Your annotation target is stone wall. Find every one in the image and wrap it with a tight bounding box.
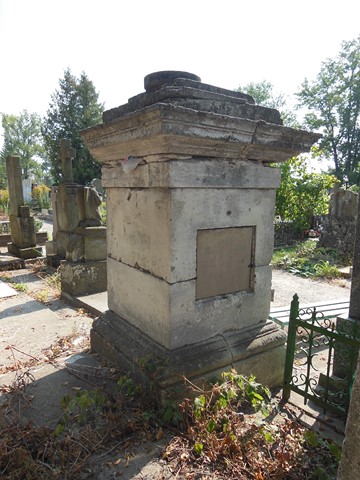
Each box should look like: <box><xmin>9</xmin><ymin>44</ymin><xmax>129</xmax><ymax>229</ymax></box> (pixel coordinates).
<box><xmin>274</xmin><ymin>221</ymin><xmax>303</xmax><ymax>247</ymax></box>
<box><xmin>317</xmin><ymin>188</ymin><xmax>358</xmax><ymax>259</ymax></box>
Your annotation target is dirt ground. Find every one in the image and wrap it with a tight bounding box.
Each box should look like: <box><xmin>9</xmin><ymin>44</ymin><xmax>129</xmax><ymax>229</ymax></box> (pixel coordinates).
<box><xmin>1</xmin><ymin>266</ymin><xmax>350</xmax><ymax>479</ymax></box>
<box><xmin>271</xmin><ymin>268</ymin><xmax>351</xmax><ymax>308</ymax></box>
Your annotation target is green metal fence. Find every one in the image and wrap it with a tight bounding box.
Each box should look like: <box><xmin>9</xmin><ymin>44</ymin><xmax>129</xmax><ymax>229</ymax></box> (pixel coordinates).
<box><xmin>282</xmin><ymin>294</ymin><xmax>360</xmax><ymax>419</ymax></box>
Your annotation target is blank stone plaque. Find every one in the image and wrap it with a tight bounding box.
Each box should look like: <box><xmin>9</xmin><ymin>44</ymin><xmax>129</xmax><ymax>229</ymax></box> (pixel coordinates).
<box><xmin>196</xmin><ymin>227</ymin><xmax>254</xmax><ymax>300</ymax></box>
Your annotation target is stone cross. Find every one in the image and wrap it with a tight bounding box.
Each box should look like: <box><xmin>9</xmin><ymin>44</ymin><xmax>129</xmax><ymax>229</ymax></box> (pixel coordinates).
<box><xmin>6</xmin><ymin>156</ymin><xmax>24</xmax><ymax>216</ymax></box>
<box><xmin>59</xmin><ymin>139</ymin><xmax>76</xmax><ymax>183</ymax></box>
<box><xmin>349</xmin><ymin>190</ymin><xmax>360</xmax><ymax>319</ymax></box>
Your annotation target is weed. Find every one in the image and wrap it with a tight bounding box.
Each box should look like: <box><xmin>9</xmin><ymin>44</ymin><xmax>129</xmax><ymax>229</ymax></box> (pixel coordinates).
<box><xmin>313</xmin><ymin>260</ymin><xmax>342</xmax><ymax>279</ymax></box>
<box><xmin>34</xmin><ymin>289</ymin><xmax>49</xmax><ymax>303</ymax></box>
<box><xmin>59</xmin><ymin>389</ymin><xmax>108</xmax><ymax>427</ymax></box>
<box><xmin>0</xmin><ymin>363</ymin><xmax>341</xmax><ymax>480</ymax></box>
<box><xmin>272</xmin><ymin>240</ymin><xmax>348</xmax><ymax>279</ymax></box>
<box><xmin>11</xmin><ymin>282</ymin><xmax>28</xmax><ymax>293</ymax></box>
<box><xmin>163</xmin><ymin>369</ymin><xmax>341</xmax><ymax>479</ymax></box>
<box><xmin>34</xmin><ymin>218</ymin><xmax>43</xmax><ymax>233</ymax></box>
<box><xmin>35</xmin><ymin>270</ymin><xmax>61</xmax><ymax>297</ymax></box>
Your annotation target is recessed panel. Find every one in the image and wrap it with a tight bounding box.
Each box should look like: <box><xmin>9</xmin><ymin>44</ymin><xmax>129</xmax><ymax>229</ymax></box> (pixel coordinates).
<box><xmin>196</xmin><ymin>227</ymin><xmax>254</xmax><ymax>300</ymax></box>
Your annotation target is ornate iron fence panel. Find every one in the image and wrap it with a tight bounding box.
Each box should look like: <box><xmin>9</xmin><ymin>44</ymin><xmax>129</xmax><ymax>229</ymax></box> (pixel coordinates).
<box><xmin>282</xmin><ymin>294</ymin><xmax>360</xmax><ymax>419</ymax></box>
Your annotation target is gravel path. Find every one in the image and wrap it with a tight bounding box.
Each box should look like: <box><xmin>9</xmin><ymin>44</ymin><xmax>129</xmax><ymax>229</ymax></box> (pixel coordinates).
<box><xmin>271</xmin><ymin>268</ymin><xmax>351</xmax><ymax>308</ymax></box>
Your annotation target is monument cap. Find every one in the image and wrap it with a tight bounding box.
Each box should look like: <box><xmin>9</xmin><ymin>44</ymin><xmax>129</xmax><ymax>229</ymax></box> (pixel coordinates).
<box><xmin>144</xmin><ymin>71</ymin><xmax>201</xmax><ymax>92</ymax></box>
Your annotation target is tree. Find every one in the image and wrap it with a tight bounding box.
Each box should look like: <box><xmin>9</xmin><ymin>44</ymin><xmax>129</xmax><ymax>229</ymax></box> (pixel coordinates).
<box><xmin>236</xmin><ymin>81</ymin><xmax>337</xmax><ymax>229</ymax></box>
<box><xmin>275</xmin><ymin>156</ymin><xmax>338</xmax><ymax>230</ymax></box>
<box><xmin>0</xmin><ymin>110</ymin><xmax>45</xmax><ymax>188</ymax></box>
<box><xmin>297</xmin><ymin>36</ymin><xmax>360</xmax><ymax>186</ymax></box>
<box><xmin>236</xmin><ymin>80</ymin><xmax>299</xmax><ymax>127</ymax></box>
<box><xmin>42</xmin><ymin>69</ymin><xmax>104</xmax><ymax>185</ymax></box>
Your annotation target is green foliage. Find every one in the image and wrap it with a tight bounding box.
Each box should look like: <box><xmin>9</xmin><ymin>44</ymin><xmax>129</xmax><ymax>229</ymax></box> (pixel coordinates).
<box><xmin>190</xmin><ymin>370</ymin><xmax>273</xmax><ymax>426</ymax></box>
<box><xmin>0</xmin><ymin>110</ymin><xmax>46</xmax><ymax>187</ymax></box>
<box><xmin>11</xmin><ymin>282</ymin><xmax>28</xmax><ymax>293</ymax></box>
<box><xmin>166</xmin><ymin>369</ymin><xmax>340</xmax><ymax>478</ymax></box>
<box><xmin>42</xmin><ymin>68</ymin><xmax>104</xmax><ymax>185</ymax></box>
<box><xmin>297</xmin><ymin>35</ymin><xmax>360</xmax><ymax>186</ymax></box>
<box><xmin>32</xmin><ymin>184</ymin><xmax>51</xmax><ymax>209</ymax></box>
<box><xmin>313</xmin><ymin>260</ymin><xmax>342</xmax><ymax>279</ymax></box>
<box><xmin>117</xmin><ymin>374</ymin><xmax>141</xmax><ymax>399</ymax></box>
<box><xmin>275</xmin><ymin>156</ymin><xmax>338</xmax><ymax>231</ymax></box>
<box><xmin>237</xmin><ymin>82</ymin><xmax>337</xmax><ymax>229</ymax></box>
<box><xmin>272</xmin><ymin>239</ymin><xmax>346</xmax><ymax>278</ymax></box>
<box><xmin>236</xmin><ymin>80</ymin><xmax>299</xmax><ymax>127</ymax></box>
<box><xmin>33</xmin><ymin>218</ymin><xmax>43</xmax><ymax>233</ymax></box>
<box><xmin>99</xmin><ymin>201</ymin><xmax>106</xmax><ymax>225</ymax></box>
<box><xmin>0</xmin><ymin>189</ymin><xmax>10</xmax><ymax>214</ymax></box>
<box><xmin>59</xmin><ymin>389</ymin><xmax>108</xmax><ymax>427</ymax></box>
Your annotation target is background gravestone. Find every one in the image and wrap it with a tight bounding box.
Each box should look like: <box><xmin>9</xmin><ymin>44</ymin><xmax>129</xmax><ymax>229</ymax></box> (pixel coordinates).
<box><xmin>49</xmin><ymin>139</ymin><xmax>107</xmax><ymax>297</ymax></box>
<box><xmin>318</xmin><ymin>184</ymin><xmax>358</xmax><ymax>259</ymax></box>
<box><xmin>6</xmin><ymin>155</ymin><xmax>42</xmax><ymax>259</ymax></box>
<box><xmin>82</xmin><ymin>71</ymin><xmax>320</xmax><ymax>399</ymax></box>
<box><xmin>91</xmin><ymin>178</ymin><xmax>104</xmax><ymax>197</ymax></box>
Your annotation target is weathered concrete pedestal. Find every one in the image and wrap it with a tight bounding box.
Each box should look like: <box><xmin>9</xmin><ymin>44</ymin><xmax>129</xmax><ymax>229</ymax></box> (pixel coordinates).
<box><xmin>82</xmin><ymin>71</ymin><xmax>320</xmax><ymax>400</ymax></box>
<box><xmin>6</xmin><ymin>156</ymin><xmax>42</xmax><ymax>259</ymax></box>
<box><xmin>60</xmin><ymin>226</ymin><xmax>107</xmax><ymax>296</ymax></box>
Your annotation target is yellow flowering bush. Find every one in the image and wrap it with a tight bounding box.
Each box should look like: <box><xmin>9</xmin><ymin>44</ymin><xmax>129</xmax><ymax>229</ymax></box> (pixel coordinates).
<box><xmin>32</xmin><ymin>184</ymin><xmax>51</xmax><ymax>209</ymax></box>
<box><xmin>0</xmin><ymin>189</ymin><xmax>10</xmax><ymax>214</ymax></box>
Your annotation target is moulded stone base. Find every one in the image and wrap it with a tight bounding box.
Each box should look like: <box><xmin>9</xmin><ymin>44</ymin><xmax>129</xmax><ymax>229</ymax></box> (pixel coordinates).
<box><xmin>60</xmin><ymin>260</ymin><xmax>107</xmax><ymax>296</ymax></box>
<box><xmin>7</xmin><ymin>242</ymin><xmax>43</xmax><ymax>259</ymax></box>
<box><xmin>9</xmin><ymin>214</ymin><xmax>37</xmax><ymax>248</ymax></box>
<box><xmin>91</xmin><ymin>310</ymin><xmax>286</xmax><ymax>403</ymax></box>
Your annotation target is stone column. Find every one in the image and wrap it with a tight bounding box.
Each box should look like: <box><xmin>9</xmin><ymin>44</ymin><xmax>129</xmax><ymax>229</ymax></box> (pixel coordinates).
<box><xmin>337</xmin><ymin>357</ymin><xmax>360</xmax><ymax>479</ymax></box>
<box><xmin>349</xmin><ymin>191</ymin><xmax>360</xmax><ymax>319</ymax></box>
<box><xmin>335</xmin><ymin>189</ymin><xmax>360</xmax><ymax>479</ymax></box>
<box><xmin>82</xmin><ymin>71</ymin><xmax>320</xmax><ymax>400</ymax></box>
<box><xmin>7</xmin><ymin>155</ymin><xmax>25</xmax><ymax>216</ymax></box>
<box><xmin>333</xmin><ymin>191</ymin><xmax>359</xmax><ymax>379</ymax></box>
<box><xmin>6</xmin><ymin>156</ymin><xmax>42</xmax><ymax>259</ymax></box>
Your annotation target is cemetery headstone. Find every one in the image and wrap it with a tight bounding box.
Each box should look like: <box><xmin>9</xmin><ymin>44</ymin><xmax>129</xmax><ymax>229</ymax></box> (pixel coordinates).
<box><xmin>6</xmin><ymin>156</ymin><xmax>42</xmax><ymax>259</ymax></box>
<box><xmin>91</xmin><ymin>178</ymin><xmax>104</xmax><ymax>196</ymax></box>
<box><xmin>317</xmin><ymin>186</ymin><xmax>358</xmax><ymax>258</ymax></box>
<box><xmin>48</xmin><ymin>139</ymin><xmax>107</xmax><ymax>297</ymax></box>
<box><xmin>82</xmin><ymin>71</ymin><xmax>320</xmax><ymax>400</ymax></box>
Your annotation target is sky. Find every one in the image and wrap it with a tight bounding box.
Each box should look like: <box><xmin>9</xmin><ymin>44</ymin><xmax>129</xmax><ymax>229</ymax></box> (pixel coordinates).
<box><xmin>0</xmin><ymin>0</ymin><xmax>359</xmax><ymax>135</ymax></box>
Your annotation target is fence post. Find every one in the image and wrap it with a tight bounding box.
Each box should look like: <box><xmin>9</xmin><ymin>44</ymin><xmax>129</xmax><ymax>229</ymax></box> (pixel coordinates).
<box><xmin>282</xmin><ymin>293</ymin><xmax>299</xmax><ymax>402</ymax></box>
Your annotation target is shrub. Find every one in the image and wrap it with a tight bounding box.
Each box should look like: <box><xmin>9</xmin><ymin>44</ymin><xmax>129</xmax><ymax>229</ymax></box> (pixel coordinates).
<box><xmin>0</xmin><ymin>189</ymin><xmax>10</xmax><ymax>214</ymax></box>
<box><xmin>32</xmin><ymin>184</ymin><xmax>51</xmax><ymax>209</ymax></box>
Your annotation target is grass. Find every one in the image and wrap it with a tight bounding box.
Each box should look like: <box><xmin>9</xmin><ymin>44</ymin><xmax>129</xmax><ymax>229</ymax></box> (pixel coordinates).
<box><xmin>11</xmin><ymin>282</ymin><xmax>28</xmax><ymax>293</ymax></box>
<box><xmin>272</xmin><ymin>240</ymin><xmax>349</xmax><ymax>279</ymax></box>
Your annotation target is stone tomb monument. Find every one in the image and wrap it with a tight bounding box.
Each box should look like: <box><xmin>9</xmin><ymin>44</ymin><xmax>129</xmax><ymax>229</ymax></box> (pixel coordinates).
<box><xmin>6</xmin><ymin>155</ymin><xmax>42</xmax><ymax>259</ymax></box>
<box><xmin>318</xmin><ymin>183</ymin><xmax>358</xmax><ymax>259</ymax></box>
<box><xmin>82</xmin><ymin>71</ymin><xmax>320</xmax><ymax>399</ymax></box>
<box><xmin>54</xmin><ymin>139</ymin><xmax>107</xmax><ymax>297</ymax></box>
<box><xmin>336</xmin><ymin>188</ymin><xmax>360</xmax><ymax>480</ymax></box>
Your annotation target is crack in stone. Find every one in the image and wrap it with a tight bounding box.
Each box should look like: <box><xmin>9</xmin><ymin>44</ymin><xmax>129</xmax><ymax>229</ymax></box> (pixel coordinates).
<box><xmin>108</xmin><ymin>254</ymin><xmax>196</xmax><ymax>285</ymax></box>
